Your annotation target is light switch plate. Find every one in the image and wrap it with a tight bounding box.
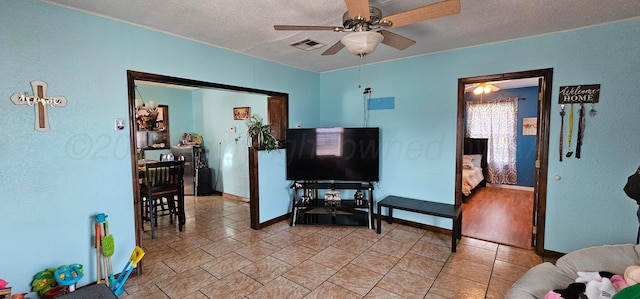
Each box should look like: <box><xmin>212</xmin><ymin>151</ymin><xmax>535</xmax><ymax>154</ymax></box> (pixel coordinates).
<box><xmin>115</xmin><ymin>118</ymin><xmax>125</xmax><ymax>131</ymax></box>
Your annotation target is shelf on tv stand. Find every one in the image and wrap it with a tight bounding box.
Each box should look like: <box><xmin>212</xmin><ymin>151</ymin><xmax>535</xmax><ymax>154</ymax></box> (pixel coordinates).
<box><xmin>289</xmin><ymin>181</ymin><xmax>375</xmax><ymax>229</ymax></box>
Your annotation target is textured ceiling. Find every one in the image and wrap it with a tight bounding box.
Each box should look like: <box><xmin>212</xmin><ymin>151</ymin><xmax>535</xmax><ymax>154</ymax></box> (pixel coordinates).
<box><xmin>42</xmin><ymin>0</ymin><xmax>640</xmax><ymax>73</ymax></box>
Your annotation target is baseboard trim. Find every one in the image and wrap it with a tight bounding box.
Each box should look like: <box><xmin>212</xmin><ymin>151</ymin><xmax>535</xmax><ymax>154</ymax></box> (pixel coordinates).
<box><xmin>487</xmin><ymin>183</ymin><xmax>534</xmax><ymax>192</ymax></box>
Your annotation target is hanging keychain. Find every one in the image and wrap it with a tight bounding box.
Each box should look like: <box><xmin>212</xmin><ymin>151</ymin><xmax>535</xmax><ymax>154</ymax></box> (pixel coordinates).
<box><xmin>590</xmin><ymin>102</ymin><xmax>597</xmax><ymax>117</ymax></box>
<box><xmin>566</xmin><ymin>103</ymin><xmax>574</xmax><ymax>158</ymax></box>
<box><xmin>576</xmin><ymin>102</ymin><xmax>585</xmax><ymax>159</ymax></box>
<box><xmin>559</xmin><ymin>104</ymin><xmax>565</xmax><ymax>162</ymax></box>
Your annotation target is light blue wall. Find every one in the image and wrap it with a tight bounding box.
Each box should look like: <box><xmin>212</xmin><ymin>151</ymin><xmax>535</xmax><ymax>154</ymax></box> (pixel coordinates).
<box><xmin>319</xmin><ymin>19</ymin><xmax>640</xmax><ymax>253</ymax></box>
<box><xmin>0</xmin><ymin>0</ymin><xmax>317</xmax><ymax>294</ymax></box>
<box><xmin>193</xmin><ymin>89</ymin><xmax>268</xmax><ymax>198</ymax></box>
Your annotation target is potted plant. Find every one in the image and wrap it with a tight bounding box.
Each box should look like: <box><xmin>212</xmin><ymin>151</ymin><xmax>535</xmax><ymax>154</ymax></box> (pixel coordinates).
<box><xmin>246</xmin><ymin>115</ymin><xmax>279</xmax><ymax>152</ymax></box>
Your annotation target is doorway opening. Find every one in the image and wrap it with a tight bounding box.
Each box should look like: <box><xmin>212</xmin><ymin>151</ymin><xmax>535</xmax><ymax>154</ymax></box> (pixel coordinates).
<box><xmin>127</xmin><ymin>71</ymin><xmax>288</xmax><ymax>266</ymax></box>
<box><xmin>456</xmin><ymin>68</ymin><xmax>553</xmax><ymax>255</ymax></box>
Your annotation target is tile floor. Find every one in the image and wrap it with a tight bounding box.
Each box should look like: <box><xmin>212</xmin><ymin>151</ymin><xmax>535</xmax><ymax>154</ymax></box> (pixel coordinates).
<box><xmin>120</xmin><ymin>195</ymin><xmax>545</xmax><ymax>298</ymax></box>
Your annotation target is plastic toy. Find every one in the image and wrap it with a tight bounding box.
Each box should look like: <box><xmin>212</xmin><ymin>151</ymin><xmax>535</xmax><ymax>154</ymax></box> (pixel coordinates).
<box><xmin>54</xmin><ymin>264</ymin><xmax>83</xmax><ymax>292</ymax></box>
<box><xmin>111</xmin><ymin>246</ymin><xmax>145</xmax><ymax>296</ymax></box>
<box><xmin>31</xmin><ymin>268</ymin><xmax>57</xmax><ymax>296</ymax></box>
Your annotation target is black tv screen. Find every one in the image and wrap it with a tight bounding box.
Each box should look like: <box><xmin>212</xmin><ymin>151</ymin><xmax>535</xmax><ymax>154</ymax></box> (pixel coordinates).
<box><xmin>286</xmin><ymin>127</ymin><xmax>380</xmax><ymax>182</ymax></box>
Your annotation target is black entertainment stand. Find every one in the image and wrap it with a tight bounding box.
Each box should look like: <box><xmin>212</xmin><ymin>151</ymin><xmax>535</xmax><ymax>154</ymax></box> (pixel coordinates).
<box><xmin>290</xmin><ymin>181</ymin><xmax>375</xmax><ymax>229</ymax></box>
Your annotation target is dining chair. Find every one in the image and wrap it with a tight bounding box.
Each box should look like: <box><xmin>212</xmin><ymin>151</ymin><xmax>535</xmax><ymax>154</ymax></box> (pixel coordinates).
<box><xmin>140</xmin><ymin>160</ymin><xmax>185</xmax><ymax>239</ymax></box>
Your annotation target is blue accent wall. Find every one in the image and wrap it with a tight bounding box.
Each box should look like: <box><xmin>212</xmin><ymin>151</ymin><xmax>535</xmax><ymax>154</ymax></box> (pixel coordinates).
<box><xmin>2</xmin><ymin>0</ymin><xmax>640</xmax><ymax>294</ymax></box>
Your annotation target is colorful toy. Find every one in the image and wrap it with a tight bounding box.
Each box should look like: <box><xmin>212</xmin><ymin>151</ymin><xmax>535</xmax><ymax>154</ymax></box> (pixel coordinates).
<box><xmin>54</xmin><ymin>264</ymin><xmax>83</xmax><ymax>292</ymax></box>
<box><xmin>31</xmin><ymin>268</ymin><xmax>57</xmax><ymax>296</ymax></box>
<box><xmin>111</xmin><ymin>246</ymin><xmax>145</xmax><ymax>296</ymax></box>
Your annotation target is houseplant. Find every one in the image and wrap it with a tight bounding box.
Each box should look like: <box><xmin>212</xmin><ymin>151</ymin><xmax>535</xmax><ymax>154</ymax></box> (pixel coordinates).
<box><xmin>246</xmin><ymin>115</ymin><xmax>278</xmax><ymax>152</ymax></box>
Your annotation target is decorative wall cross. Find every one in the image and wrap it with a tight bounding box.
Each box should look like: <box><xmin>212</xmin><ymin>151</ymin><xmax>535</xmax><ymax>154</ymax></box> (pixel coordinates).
<box><xmin>10</xmin><ymin>80</ymin><xmax>67</xmax><ymax>131</ymax></box>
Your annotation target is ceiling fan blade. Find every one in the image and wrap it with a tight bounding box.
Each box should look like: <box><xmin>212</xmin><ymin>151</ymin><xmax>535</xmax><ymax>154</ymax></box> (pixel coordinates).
<box><xmin>344</xmin><ymin>0</ymin><xmax>370</xmax><ymax>21</ymax></box>
<box><xmin>321</xmin><ymin>41</ymin><xmax>345</xmax><ymax>56</ymax></box>
<box><xmin>381</xmin><ymin>0</ymin><xmax>461</xmax><ymax>28</ymax></box>
<box><xmin>274</xmin><ymin>25</ymin><xmax>341</xmax><ymax>31</ymax></box>
<box><xmin>378</xmin><ymin>30</ymin><xmax>415</xmax><ymax>50</ymax></box>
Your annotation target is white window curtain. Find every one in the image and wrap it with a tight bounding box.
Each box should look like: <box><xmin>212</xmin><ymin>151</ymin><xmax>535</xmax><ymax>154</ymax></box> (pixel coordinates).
<box><xmin>466</xmin><ymin>98</ymin><xmax>518</xmax><ymax>185</ymax></box>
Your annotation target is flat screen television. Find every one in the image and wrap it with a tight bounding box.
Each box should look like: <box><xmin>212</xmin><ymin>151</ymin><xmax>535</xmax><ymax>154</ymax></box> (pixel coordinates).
<box><xmin>286</xmin><ymin>127</ymin><xmax>380</xmax><ymax>182</ymax></box>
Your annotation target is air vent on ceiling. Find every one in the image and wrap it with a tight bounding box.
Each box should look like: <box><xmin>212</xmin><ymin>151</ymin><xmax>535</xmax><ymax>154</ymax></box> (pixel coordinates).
<box><xmin>290</xmin><ymin>39</ymin><xmax>325</xmax><ymax>51</ymax></box>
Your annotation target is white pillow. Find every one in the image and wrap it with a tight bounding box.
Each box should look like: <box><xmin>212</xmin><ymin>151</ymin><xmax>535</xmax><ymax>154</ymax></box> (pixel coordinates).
<box><xmin>470</xmin><ymin>154</ymin><xmax>482</xmax><ymax>168</ymax></box>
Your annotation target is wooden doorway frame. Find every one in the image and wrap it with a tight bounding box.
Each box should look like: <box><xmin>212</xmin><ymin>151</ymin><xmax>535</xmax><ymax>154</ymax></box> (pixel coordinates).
<box><xmin>455</xmin><ymin>68</ymin><xmax>553</xmax><ymax>255</ymax></box>
<box><xmin>127</xmin><ymin>70</ymin><xmax>288</xmax><ymax>259</ymax></box>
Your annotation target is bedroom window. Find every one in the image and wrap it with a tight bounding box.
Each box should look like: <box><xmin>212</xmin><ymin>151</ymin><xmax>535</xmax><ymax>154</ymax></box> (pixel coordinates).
<box><xmin>465</xmin><ymin>99</ymin><xmax>518</xmax><ymax>185</ymax></box>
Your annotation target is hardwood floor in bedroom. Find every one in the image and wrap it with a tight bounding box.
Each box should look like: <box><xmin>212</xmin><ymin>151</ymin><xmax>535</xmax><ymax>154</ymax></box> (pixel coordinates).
<box><xmin>462</xmin><ymin>186</ymin><xmax>534</xmax><ymax>249</ymax></box>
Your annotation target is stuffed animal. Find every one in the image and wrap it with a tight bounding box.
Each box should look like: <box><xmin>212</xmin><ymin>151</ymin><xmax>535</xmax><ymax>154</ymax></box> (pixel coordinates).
<box><xmin>625</xmin><ymin>265</ymin><xmax>640</xmax><ymax>286</ymax></box>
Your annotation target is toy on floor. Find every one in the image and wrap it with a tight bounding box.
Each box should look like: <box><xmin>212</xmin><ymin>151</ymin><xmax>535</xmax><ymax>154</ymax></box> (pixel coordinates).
<box><xmin>95</xmin><ymin>213</ymin><xmax>116</xmax><ymax>287</ymax></box>
<box><xmin>31</xmin><ymin>264</ymin><xmax>83</xmax><ymax>297</ymax></box>
<box><xmin>110</xmin><ymin>246</ymin><xmax>145</xmax><ymax>296</ymax></box>
<box><xmin>54</xmin><ymin>264</ymin><xmax>83</xmax><ymax>292</ymax></box>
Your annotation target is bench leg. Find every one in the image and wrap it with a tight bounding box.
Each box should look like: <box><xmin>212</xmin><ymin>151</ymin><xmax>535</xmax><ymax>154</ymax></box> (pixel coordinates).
<box><xmin>377</xmin><ymin>204</ymin><xmax>382</xmax><ymax>234</ymax></box>
<box><xmin>387</xmin><ymin>208</ymin><xmax>393</xmax><ymax>224</ymax></box>
<box><xmin>452</xmin><ymin>215</ymin><xmax>462</xmax><ymax>252</ymax></box>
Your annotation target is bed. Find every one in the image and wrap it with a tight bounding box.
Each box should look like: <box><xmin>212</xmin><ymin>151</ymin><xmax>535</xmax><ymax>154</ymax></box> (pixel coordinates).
<box><xmin>462</xmin><ymin>138</ymin><xmax>488</xmax><ymax>198</ymax></box>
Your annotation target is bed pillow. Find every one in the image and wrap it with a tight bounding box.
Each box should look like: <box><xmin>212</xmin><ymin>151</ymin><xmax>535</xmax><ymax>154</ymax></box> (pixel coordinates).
<box><xmin>470</xmin><ymin>154</ymin><xmax>482</xmax><ymax>168</ymax></box>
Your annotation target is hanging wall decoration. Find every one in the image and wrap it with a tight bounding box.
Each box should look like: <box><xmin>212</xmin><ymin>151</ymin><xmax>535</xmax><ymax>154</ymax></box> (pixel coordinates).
<box><xmin>558</xmin><ymin>84</ymin><xmax>600</xmax><ymax>160</ymax></box>
<box><xmin>10</xmin><ymin>80</ymin><xmax>67</xmax><ymax>131</ymax></box>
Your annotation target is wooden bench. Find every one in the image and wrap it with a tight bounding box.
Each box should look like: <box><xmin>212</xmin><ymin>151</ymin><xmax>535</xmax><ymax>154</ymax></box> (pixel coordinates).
<box><xmin>377</xmin><ymin>195</ymin><xmax>462</xmax><ymax>252</ymax></box>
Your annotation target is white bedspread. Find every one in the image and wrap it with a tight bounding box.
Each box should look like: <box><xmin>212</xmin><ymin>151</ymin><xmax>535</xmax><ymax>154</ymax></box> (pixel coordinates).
<box><xmin>462</xmin><ymin>166</ymin><xmax>484</xmax><ymax>196</ymax></box>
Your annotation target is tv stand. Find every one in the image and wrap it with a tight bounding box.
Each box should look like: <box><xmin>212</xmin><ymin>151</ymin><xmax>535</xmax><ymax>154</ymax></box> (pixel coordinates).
<box><xmin>290</xmin><ymin>181</ymin><xmax>375</xmax><ymax>229</ymax></box>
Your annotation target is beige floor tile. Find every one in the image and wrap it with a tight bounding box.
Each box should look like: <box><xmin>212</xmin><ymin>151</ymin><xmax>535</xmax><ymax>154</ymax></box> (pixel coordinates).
<box><xmin>283</xmin><ymin>259</ymin><xmax>338</xmax><ymax>290</ymax></box>
<box><xmin>364</xmin><ymin>286</ymin><xmax>405</xmax><ymax>298</ymax></box>
<box><xmin>163</xmin><ymin>247</ymin><xmax>216</xmax><ymax>274</ymax></box>
<box><xmin>460</xmin><ymin>236</ymin><xmax>500</xmax><ymax>251</ymax></box>
<box><xmin>441</xmin><ymin>254</ymin><xmax>493</xmax><ymax>285</ymax></box>
<box><xmin>234</xmin><ymin>241</ymin><xmax>280</xmax><ymax>262</ymax></box>
<box><xmin>450</xmin><ymin>242</ymin><xmax>497</xmax><ymax>266</ymax></box>
<box><xmin>310</xmin><ymin>246</ymin><xmax>357</xmax><ymax>270</ymax></box>
<box><xmin>247</xmin><ymin>276</ymin><xmax>310</xmax><ymax>299</ymax></box>
<box><xmin>491</xmin><ymin>259</ymin><xmax>532</xmax><ymax>283</ymax></box>
<box><xmin>261</xmin><ymin>230</ymin><xmax>304</xmax><ymax>248</ymax></box>
<box><xmin>350</xmin><ymin>250</ymin><xmax>399</xmax><ymax>275</ymax></box>
<box><xmin>199</xmin><ymin>271</ymin><xmax>263</xmax><ymax>299</ymax></box>
<box><xmin>376</xmin><ymin>267</ymin><xmax>434</xmax><ymax>299</ymax></box>
<box><xmin>156</xmin><ymin>266</ymin><xmax>217</xmax><ymax>298</ymax></box>
<box><xmin>230</xmin><ymin>228</ymin><xmax>271</xmax><ymax>245</ymax></box>
<box><xmin>199</xmin><ymin>251</ymin><xmax>253</xmax><ymax>279</ymax></box>
<box><xmin>304</xmin><ymin>281</ymin><xmax>361</xmax><ymax>299</ymax></box>
<box><xmin>385</xmin><ymin>227</ymin><xmax>424</xmax><ymax>244</ymax></box>
<box><xmin>370</xmin><ymin>237</ymin><xmax>413</xmax><ymax>258</ymax></box>
<box><xmin>496</xmin><ymin>244</ymin><xmax>543</xmax><ymax>268</ymax></box>
<box><xmin>327</xmin><ymin>264</ymin><xmax>383</xmax><ymax>296</ymax></box>
<box><xmin>428</xmin><ymin>272</ymin><xmax>488</xmax><ymax>299</ymax></box>
<box><xmin>271</xmin><ymin>243</ymin><xmax>319</xmax><ymax>266</ymax></box>
<box><xmin>332</xmin><ymin>234</ymin><xmax>376</xmax><ymax>255</ymax></box>
<box><xmin>200</xmin><ymin>236</ymin><xmax>244</xmax><ymax>257</ymax></box>
<box><xmin>239</xmin><ymin>256</ymin><xmax>293</xmax><ymax>284</ymax></box>
<box><xmin>410</xmin><ymin>239</ymin><xmax>452</xmax><ymax>262</ymax></box>
<box><xmin>394</xmin><ymin>252</ymin><xmax>445</xmax><ymax>279</ymax></box>
<box><xmin>295</xmin><ymin>233</ymin><xmax>339</xmax><ymax>251</ymax></box>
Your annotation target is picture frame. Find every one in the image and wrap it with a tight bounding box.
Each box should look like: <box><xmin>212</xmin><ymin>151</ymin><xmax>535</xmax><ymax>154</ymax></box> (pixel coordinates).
<box><xmin>233</xmin><ymin>106</ymin><xmax>250</xmax><ymax>120</ymax></box>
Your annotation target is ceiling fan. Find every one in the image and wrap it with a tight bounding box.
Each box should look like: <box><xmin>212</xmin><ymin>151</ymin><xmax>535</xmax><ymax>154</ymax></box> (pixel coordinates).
<box><xmin>465</xmin><ymin>82</ymin><xmax>501</xmax><ymax>94</ymax></box>
<box><xmin>274</xmin><ymin>0</ymin><xmax>461</xmax><ymax>57</ymax></box>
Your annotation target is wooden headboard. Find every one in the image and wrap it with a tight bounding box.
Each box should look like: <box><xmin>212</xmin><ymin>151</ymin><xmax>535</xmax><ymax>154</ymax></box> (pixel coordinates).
<box><xmin>464</xmin><ymin>138</ymin><xmax>489</xmax><ymax>186</ymax></box>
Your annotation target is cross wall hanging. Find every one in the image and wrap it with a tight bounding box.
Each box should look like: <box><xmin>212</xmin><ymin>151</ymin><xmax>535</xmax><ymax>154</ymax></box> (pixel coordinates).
<box><xmin>10</xmin><ymin>80</ymin><xmax>67</xmax><ymax>131</ymax></box>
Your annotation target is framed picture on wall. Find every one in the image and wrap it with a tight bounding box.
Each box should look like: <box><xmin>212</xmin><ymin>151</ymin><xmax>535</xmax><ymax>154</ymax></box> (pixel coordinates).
<box><xmin>233</xmin><ymin>107</ymin><xmax>251</xmax><ymax>120</ymax></box>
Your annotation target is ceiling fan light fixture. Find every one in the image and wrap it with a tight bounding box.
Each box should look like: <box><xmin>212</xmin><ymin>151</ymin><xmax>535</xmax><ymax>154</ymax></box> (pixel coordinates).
<box><xmin>340</xmin><ymin>31</ymin><xmax>384</xmax><ymax>56</ymax></box>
